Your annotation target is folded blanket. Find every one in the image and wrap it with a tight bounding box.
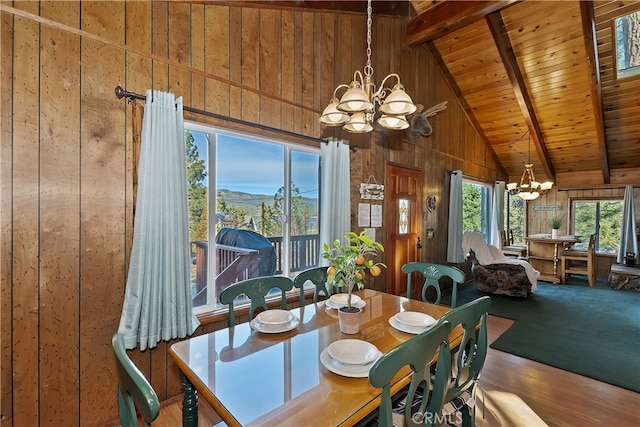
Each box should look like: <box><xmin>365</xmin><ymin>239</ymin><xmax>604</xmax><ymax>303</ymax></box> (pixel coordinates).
<box><xmin>462</xmin><ymin>231</ymin><xmax>539</xmax><ymax>291</ymax></box>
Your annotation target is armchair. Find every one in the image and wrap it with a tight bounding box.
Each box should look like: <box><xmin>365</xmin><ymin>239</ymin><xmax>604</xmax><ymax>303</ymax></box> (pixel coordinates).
<box><xmin>462</xmin><ymin>231</ymin><xmax>538</xmax><ymax>298</ymax></box>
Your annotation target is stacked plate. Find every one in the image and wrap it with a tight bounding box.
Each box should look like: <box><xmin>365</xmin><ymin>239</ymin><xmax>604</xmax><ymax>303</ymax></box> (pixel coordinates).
<box><xmin>325</xmin><ymin>294</ymin><xmax>366</xmax><ymax>310</ymax></box>
<box><xmin>320</xmin><ymin>339</ymin><xmax>382</xmax><ymax>378</ymax></box>
<box><xmin>250</xmin><ymin>309</ymin><xmax>300</xmax><ymax>333</ymax></box>
<box><xmin>389</xmin><ymin>311</ymin><xmax>436</xmax><ymax>334</ymax></box>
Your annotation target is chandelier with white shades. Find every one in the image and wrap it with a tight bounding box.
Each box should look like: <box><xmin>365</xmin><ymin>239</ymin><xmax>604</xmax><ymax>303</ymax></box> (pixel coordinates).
<box><xmin>319</xmin><ymin>0</ymin><xmax>417</xmax><ymax>133</ymax></box>
<box><xmin>506</xmin><ymin>130</ymin><xmax>553</xmax><ymax>200</ymax></box>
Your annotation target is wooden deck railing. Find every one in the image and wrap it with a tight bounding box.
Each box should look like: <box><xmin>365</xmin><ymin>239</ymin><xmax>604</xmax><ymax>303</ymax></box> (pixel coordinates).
<box><xmin>191</xmin><ymin>234</ymin><xmax>319</xmax><ymax>306</ymax></box>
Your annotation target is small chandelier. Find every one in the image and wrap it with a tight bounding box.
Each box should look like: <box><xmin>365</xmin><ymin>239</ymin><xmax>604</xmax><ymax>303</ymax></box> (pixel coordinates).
<box><xmin>319</xmin><ymin>0</ymin><xmax>417</xmax><ymax>133</ymax></box>
<box><xmin>506</xmin><ymin>130</ymin><xmax>553</xmax><ymax>201</ymax></box>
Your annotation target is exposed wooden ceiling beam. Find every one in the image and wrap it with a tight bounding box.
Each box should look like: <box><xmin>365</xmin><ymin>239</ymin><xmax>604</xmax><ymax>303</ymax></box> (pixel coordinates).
<box><xmin>196</xmin><ymin>1</ymin><xmax>412</xmax><ymax>17</ymax></box>
<box><xmin>407</xmin><ymin>0</ymin><xmax>518</xmax><ymax>46</ymax></box>
<box><xmin>486</xmin><ymin>11</ymin><xmax>555</xmax><ymax>181</ymax></box>
<box><xmin>425</xmin><ymin>42</ymin><xmax>509</xmax><ymax>179</ymax></box>
<box><xmin>580</xmin><ymin>0</ymin><xmax>610</xmax><ymax>185</ymax></box>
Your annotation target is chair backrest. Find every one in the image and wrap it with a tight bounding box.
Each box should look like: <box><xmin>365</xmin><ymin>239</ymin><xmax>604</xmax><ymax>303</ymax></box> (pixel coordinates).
<box><xmin>499</xmin><ymin>230</ymin><xmax>509</xmax><ymax>247</ymax></box>
<box><xmin>587</xmin><ymin>233</ymin><xmax>596</xmax><ymax>253</ymax></box>
<box><xmin>402</xmin><ymin>262</ymin><xmax>465</xmax><ymax>306</ymax></box>
<box><xmin>437</xmin><ymin>296</ymin><xmax>491</xmax><ymax>402</ymax></box>
<box><xmin>112</xmin><ymin>333</ymin><xmax>160</xmax><ymax>427</ymax></box>
<box><xmin>369</xmin><ymin>321</ymin><xmax>452</xmax><ymax>427</ymax></box>
<box><xmin>219</xmin><ymin>276</ymin><xmax>294</xmax><ymax>326</ymax></box>
<box><xmin>293</xmin><ymin>266</ymin><xmax>329</xmax><ymax>306</ymax></box>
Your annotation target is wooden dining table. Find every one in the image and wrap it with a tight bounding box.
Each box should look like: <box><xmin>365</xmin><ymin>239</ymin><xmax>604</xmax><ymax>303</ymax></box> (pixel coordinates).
<box><xmin>169</xmin><ymin>289</ymin><xmax>463</xmax><ymax>427</ymax></box>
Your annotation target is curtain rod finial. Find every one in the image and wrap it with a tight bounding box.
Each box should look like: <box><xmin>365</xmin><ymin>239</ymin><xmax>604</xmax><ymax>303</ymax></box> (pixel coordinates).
<box><xmin>115</xmin><ymin>85</ymin><xmax>125</xmax><ymax>99</ymax></box>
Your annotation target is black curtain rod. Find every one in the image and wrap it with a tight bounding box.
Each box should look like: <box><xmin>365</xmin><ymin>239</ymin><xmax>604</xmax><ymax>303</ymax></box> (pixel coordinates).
<box><xmin>114</xmin><ymin>85</ymin><xmax>335</xmax><ymax>147</ymax></box>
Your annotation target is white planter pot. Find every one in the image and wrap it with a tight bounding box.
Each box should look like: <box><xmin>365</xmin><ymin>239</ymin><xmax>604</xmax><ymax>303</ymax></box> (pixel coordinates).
<box><xmin>551</xmin><ymin>229</ymin><xmax>559</xmax><ymax>239</ymax></box>
<box><xmin>338</xmin><ymin>307</ymin><xmax>362</xmax><ymax>334</ymax></box>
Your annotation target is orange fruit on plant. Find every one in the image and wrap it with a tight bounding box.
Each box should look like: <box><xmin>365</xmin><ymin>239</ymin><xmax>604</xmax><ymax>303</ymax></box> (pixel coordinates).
<box><xmin>355</xmin><ymin>255</ymin><xmax>365</xmax><ymax>265</ymax></box>
<box><xmin>370</xmin><ymin>265</ymin><xmax>381</xmax><ymax>277</ymax></box>
<box><xmin>327</xmin><ymin>266</ymin><xmax>336</xmax><ymax>276</ymax></box>
<box><xmin>356</xmin><ymin>271</ymin><xmax>364</xmax><ymax>281</ymax></box>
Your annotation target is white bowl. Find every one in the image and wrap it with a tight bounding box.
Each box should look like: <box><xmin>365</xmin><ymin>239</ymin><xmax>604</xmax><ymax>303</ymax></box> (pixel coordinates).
<box><xmin>395</xmin><ymin>311</ymin><xmax>436</xmax><ymax>328</ymax></box>
<box><xmin>256</xmin><ymin>309</ymin><xmax>294</xmax><ymax>325</ymax></box>
<box><xmin>327</xmin><ymin>339</ymin><xmax>379</xmax><ymax>366</ymax></box>
<box><xmin>329</xmin><ymin>293</ymin><xmax>362</xmax><ymax>307</ymax></box>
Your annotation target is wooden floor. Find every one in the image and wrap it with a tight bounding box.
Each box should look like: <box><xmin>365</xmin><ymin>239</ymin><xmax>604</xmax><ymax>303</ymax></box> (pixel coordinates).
<box><xmin>151</xmin><ymin>316</ymin><xmax>640</xmax><ymax>427</ymax></box>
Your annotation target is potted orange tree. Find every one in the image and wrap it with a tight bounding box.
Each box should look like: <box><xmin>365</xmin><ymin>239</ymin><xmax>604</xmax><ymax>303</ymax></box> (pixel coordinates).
<box><xmin>322</xmin><ymin>231</ymin><xmax>386</xmax><ymax>334</ymax></box>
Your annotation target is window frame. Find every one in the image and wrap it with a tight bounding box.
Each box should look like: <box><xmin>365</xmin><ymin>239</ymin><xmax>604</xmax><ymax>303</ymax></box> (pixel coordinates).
<box><xmin>461</xmin><ymin>178</ymin><xmax>494</xmax><ymax>241</ymax></box>
<box><xmin>184</xmin><ymin>121</ymin><xmax>321</xmax><ymax>318</ymax></box>
<box><xmin>613</xmin><ymin>10</ymin><xmax>640</xmax><ymax>81</ymax></box>
<box><xmin>569</xmin><ymin>196</ymin><xmax>624</xmax><ymax>255</ymax></box>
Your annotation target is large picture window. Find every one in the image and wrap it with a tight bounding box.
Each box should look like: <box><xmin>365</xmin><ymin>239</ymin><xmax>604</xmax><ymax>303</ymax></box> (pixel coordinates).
<box><xmin>185</xmin><ymin>123</ymin><xmax>320</xmax><ymax>310</ymax></box>
<box><xmin>462</xmin><ymin>180</ymin><xmax>492</xmax><ymax>240</ymax></box>
<box><xmin>571</xmin><ymin>198</ymin><xmax>624</xmax><ymax>254</ymax></box>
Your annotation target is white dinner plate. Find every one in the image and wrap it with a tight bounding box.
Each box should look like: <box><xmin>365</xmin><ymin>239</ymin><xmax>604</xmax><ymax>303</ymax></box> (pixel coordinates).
<box><xmin>329</xmin><ymin>294</ymin><xmax>362</xmax><ymax>306</ymax></box>
<box><xmin>250</xmin><ymin>315</ymin><xmax>300</xmax><ymax>334</ymax></box>
<box><xmin>320</xmin><ymin>348</ymin><xmax>381</xmax><ymax>378</ymax></box>
<box><xmin>325</xmin><ymin>299</ymin><xmax>366</xmax><ymax>310</ymax></box>
<box><xmin>395</xmin><ymin>311</ymin><xmax>436</xmax><ymax>329</ymax></box>
<box><xmin>327</xmin><ymin>339</ymin><xmax>379</xmax><ymax>365</ymax></box>
<box><xmin>256</xmin><ymin>309</ymin><xmax>294</xmax><ymax>325</ymax></box>
<box><xmin>389</xmin><ymin>314</ymin><xmax>434</xmax><ymax>335</ymax></box>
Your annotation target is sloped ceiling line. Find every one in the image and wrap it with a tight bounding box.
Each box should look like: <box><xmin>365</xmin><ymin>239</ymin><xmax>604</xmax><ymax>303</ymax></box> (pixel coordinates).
<box><xmin>407</xmin><ymin>0</ymin><xmax>518</xmax><ymax>46</ymax></box>
<box><xmin>580</xmin><ymin>0</ymin><xmax>610</xmax><ymax>184</ymax></box>
<box><xmin>485</xmin><ymin>11</ymin><xmax>555</xmax><ymax>181</ymax></box>
<box><xmin>425</xmin><ymin>41</ymin><xmax>508</xmax><ymax>178</ymax></box>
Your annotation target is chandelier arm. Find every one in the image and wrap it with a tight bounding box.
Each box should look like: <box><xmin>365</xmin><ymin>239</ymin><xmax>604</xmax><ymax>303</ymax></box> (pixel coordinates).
<box><xmin>333</xmin><ymin>84</ymin><xmax>351</xmax><ymax>98</ymax></box>
<box><xmin>378</xmin><ymin>73</ymin><xmax>401</xmax><ymax>91</ymax></box>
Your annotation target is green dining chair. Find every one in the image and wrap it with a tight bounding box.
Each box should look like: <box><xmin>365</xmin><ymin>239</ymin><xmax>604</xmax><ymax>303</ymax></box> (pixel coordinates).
<box><xmin>437</xmin><ymin>296</ymin><xmax>491</xmax><ymax>426</ymax></box>
<box><xmin>112</xmin><ymin>333</ymin><xmax>160</xmax><ymax>427</ymax></box>
<box><xmin>367</xmin><ymin>321</ymin><xmax>452</xmax><ymax>427</ymax></box>
<box><xmin>402</xmin><ymin>262</ymin><xmax>466</xmax><ymax>308</ymax></box>
<box><xmin>293</xmin><ymin>266</ymin><xmax>330</xmax><ymax>306</ymax></box>
<box><xmin>219</xmin><ymin>276</ymin><xmax>294</xmax><ymax>326</ymax></box>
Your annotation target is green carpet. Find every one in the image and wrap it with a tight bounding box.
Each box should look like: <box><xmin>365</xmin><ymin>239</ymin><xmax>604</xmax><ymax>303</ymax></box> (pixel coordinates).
<box><xmin>444</xmin><ymin>277</ymin><xmax>640</xmax><ymax>392</ymax></box>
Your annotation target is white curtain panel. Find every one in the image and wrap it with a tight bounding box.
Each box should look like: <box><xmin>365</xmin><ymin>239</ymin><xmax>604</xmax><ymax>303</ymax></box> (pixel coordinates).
<box><xmin>490</xmin><ymin>181</ymin><xmax>505</xmax><ymax>247</ymax></box>
<box><xmin>447</xmin><ymin>170</ymin><xmax>465</xmax><ymax>263</ymax></box>
<box><xmin>617</xmin><ymin>185</ymin><xmax>638</xmax><ymax>264</ymax></box>
<box><xmin>119</xmin><ymin>90</ymin><xmax>199</xmax><ymax>350</ymax></box>
<box><xmin>319</xmin><ymin>138</ymin><xmax>351</xmax><ymax>264</ymax></box>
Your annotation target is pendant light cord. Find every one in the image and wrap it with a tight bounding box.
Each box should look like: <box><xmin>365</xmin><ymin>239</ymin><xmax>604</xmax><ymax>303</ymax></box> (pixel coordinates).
<box><xmin>364</xmin><ymin>0</ymin><xmax>373</xmax><ymax>77</ymax></box>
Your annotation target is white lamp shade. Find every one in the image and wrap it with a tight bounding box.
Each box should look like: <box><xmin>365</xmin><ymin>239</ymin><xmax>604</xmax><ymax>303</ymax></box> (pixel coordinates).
<box><xmin>320</xmin><ymin>101</ymin><xmax>349</xmax><ymax>126</ymax></box>
<box><xmin>506</xmin><ymin>182</ymin><xmax>518</xmax><ymax>191</ymax></box>
<box><xmin>337</xmin><ymin>83</ymin><xmax>372</xmax><ymax>113</ymax></box>
<box><xmin>343</xmin><ymin>112</ymin><xmax>373</xmax><ymax>133</ymax></box>
<box><xmin>519</xmin><ymin>191</ymin><xmax>540</xmax><ymax>201</ymax></box>
<box><xmin>377</xmin><ymin>114</ymin><xmax>409</xmax><ymax>130</ymax></box>
<box><xmin>379</xmin><ymin>84</ymin><xmax>417</xmax><ymax>115</ymax></box>
<box><xmin>540</xmin><ymin>181</ymin><xmax>554</xmax><ymax>191</ymax></box>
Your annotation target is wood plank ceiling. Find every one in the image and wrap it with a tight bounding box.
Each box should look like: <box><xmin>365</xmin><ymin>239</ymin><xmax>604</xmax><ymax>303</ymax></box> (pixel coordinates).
<box><xmin>408</xmin><ymin>0</ymin><xmax>640</xmax><ymax>188</ymax></box>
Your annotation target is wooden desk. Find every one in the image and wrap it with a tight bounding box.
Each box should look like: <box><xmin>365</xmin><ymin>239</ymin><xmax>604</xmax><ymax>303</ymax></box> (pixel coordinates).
<box><xmin>525</xmin><ymin>235</ymin><xmax>581</xmax><ymax>283</ymax></box>
<box><xmin>169</xmin><ymin>290</ymin><xmax>460</xmax><ymax>427</ymax></box>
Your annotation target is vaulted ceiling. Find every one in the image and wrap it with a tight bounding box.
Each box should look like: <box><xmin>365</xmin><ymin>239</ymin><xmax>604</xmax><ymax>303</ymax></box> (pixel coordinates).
<box><xmin>407</xmin><ymin>0</ymin><xmax>640</xmax><ymax>188</ymax></box>
<box><xmin>207</xmin><ymin>1</ymin><xmax>640</xmax><ymax>188</ymax></box>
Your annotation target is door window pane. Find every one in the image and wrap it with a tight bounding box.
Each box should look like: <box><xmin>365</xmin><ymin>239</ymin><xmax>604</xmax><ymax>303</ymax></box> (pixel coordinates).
<box><xmin>398</xmin><ymin>199</ymin><xmax>409</xmax><ymax>234</ymax></box>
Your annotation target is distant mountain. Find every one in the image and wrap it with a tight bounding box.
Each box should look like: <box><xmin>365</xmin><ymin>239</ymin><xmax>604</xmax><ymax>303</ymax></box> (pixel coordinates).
<box><xmin>217</xmin><ymin>189</ymin><xmax>318</xmax><ymax>214</ymax></box>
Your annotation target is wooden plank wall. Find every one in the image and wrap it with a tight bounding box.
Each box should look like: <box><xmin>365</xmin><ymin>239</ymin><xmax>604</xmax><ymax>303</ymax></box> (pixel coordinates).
<box><xmin>1</xmin><ymin>1</ymin><xmax>502</xmax><ymax>425</ymax></box>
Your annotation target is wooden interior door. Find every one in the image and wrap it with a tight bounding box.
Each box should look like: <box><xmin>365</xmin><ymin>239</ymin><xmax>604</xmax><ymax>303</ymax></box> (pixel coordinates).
<box><xmin>384</xmin><ymin>164</ymin><xmax>422</xmax><ymax>296</ymax></box>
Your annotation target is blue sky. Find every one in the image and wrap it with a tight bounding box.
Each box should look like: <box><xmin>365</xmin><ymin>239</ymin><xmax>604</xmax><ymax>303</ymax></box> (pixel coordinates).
<box><xmin>191</xmin><ymin>131</ymin><xmax>319</xmax><ymax>198</ymax></box>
